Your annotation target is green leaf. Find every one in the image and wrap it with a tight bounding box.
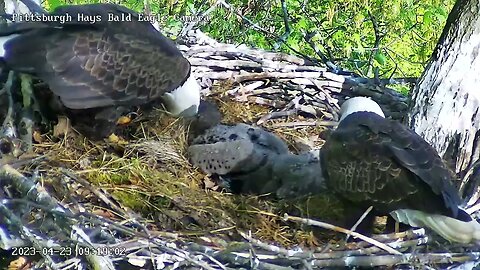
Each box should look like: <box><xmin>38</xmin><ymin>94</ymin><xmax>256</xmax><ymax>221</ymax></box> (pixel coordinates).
<box><xmin>344</xmin><ymin>43</ymin><xmax>352</xmax><ymax>57</ymax></box>
<box><xmin>46</xmin><ymin>0</ymin><xmax>63</xmax><ymax>10</ymax></box>
<box><xmin>423</xmin><ymin>10</ymin><xmax>433</xmax><ymax>25</ymax></box>
<box><xmin>435</xmin><ymin>7</ymin><xmax>447</xmax><ymax>22</ymax></box>
<box><xmin>288</xmin><ymin>38</ymin><xmax>301</xmax><ymax>51</ymax></box>
<box><xmin>435</xmin><ymin>13</ymin><xmax>446</xmax><ymax>22</ymax></box>
<box><xmin>437</xmin><ymin>6</ymin><xmax>448</xmax><ymax>17</ymax></box>
<box><xmin>356</xmin><ymin>46</ymin><xmax>365</xmax><ymax>54</ymax></box>
<box><xmin>352</xmin><ymin>33</ymin><xmax>361</xmax><ymax>44</ymax></box>
<box><xmin>298</xmin><ymin>18</ymin><xmax>308</xmax><ymax>29</ymax></box>
<box><xmin>354</xmin><ymin>13</ymin><xmax>364</xmax><ymax>27</ymax></box>
<box><xmin>187</xmin><ymin>2</ymin><xmax>196</xmax><ymax>14</ymax></box>
<box><xmin>374</xmin><ymin>52</ymin><xmax>386</xmax><ymax>65</ymax></box>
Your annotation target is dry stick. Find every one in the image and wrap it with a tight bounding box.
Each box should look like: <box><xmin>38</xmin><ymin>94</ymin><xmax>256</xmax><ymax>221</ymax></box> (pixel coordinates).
<box><xmin>311</xmin><ymin>252</ymin><xmax>480</xmax><ymax>268</ymax></box>
<box><xmin>466</xmin><ymin>202</ymin><xmax>480</xmax><ymax>215</ymax></box>
<box><xmin>337</xmin><ymin>229</ymin><xmax>426</xmax><ymax>250</ymax></box>
<box><xmin>257</xmin><ymin>109</ymin><xmax>297</xmax><ymax>125</ymax></box>
<box><xmin>2</xmin><ymin>72</ymin><xmax>17</xmax><ymax>139</ymax></box>
<box><xmin>248</xmin><ymin>96</ymin><xmax>286</xmax><ymax>108</ymax></box>
<box><xmin>283</xmin><ymin>214</ymin><xmax>402</xmax><ymax>255</ymax></box>
<box><xmin>217</xmin><ymin>249</ymin><xmax>298</xmax><ymax>270</ymax></box>
<box><xmin>370</xmin><ymin>228</ymin><xmax>425</xmax><ymax>242</ymax></box>
<box><xmin>182</xmin><ymin>44</ymin><xmax>311</xmax><ymax>66</ymax></box>
<box><xmin>238</xmin><ymin>231</ymin><xmax>312</xmax><ymax>259</ymax></box>
<box><xmin>0</xmin><ymin>166</ymin><xmax>117</xmax><ymax>268</ymax></box>
<box><xmin>10</xmin><ymin>196</ymin><xmax>218</xmax><ymax>270</ymax></box>
<box><xmin>148</xmin><ymin>239</ymin><xmax>219</xmax><ymax>270</ymax></box>
<box><xmin>312</xmin><ymin>238</ymin><xmax>429</xmax><ymax>260</ymax></box>
<box><xmin>235</xmin><ymin>71</ymin><xmax>323</xmax><ymax>83</ymax></box>
<box><xmin>180</xmin><ymin>0</ymin><xmax>222</xmax><ymax>37</ymax></box>
<box><xmin>310</xmin><ymin>79</ymin><xmax>341</xmax><ymax>110</ymax></box>
<box><xmin>192</xmin><ymin>251</ymin><xmax>227</xmax><ymax>270</ymax></box>
<box><xmin>189</xmin><ymin>58</ymin><xmax>263</xmax><ymax>69</ymax></box>
<box><xmin>0</xmin><ymin>203</ymin><xmax>58</xmax><ymax>269</ymax></box>
<box><xmin>270</xmin><ymin>120</ymin><xmax>338</xmax><ymax>128</ymax></box>
<box><xmin>183</xmin><ymin>30</ymin><xmax>407</xmax><ymax>120</ymax></box>
<box><xmin>217</xmin><ymin>0</ymin><xmax>271</xmax><ymax>36</ymax></box>
<box><xmin>60</xmin><ymin>168</ymin><xmax>129</xmax><ymax>219</ymax></box>
<box><xmin>227</xmin><ymin>81</ymin><xmax>265</xmax><ymax>95</ymax></box>
<box><xmin>0</xmin><ymin>154</ymin><xmax>46</xmax><ymax>168</ymax></box>
<box><xmin>273</xmin><ymin>0</ymin><xmax>291</xmax><ymax>50</ymax></box>
<box><xmin>5</xmin><ymin>198</ymin><xmax>149</xmax><ymax>244</ymax></box>
<box><xmin>345</xmin><ymin>206</ymin><xmax>373</xmax><ymax>242</ymax></box>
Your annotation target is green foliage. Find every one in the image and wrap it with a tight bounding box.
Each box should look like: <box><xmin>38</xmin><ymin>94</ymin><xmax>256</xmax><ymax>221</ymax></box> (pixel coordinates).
<box><xmin>389</xmin><ymin>84</ymin><xmax>411</xmax><ymax>96</ymax></box>
<box><xmin>45</xmin><ymin>0</ymin><xmax>63</xmax><ymax>10</ymax></box>
<box><xmin>43</xmin><ymin>0</ymin><xmax>454</xmax><ymax>79</ymax></box>
<box><xmin>279</xmin><ymin>0</ymin><xmax>455</xmax><ymax>78</ymax></box>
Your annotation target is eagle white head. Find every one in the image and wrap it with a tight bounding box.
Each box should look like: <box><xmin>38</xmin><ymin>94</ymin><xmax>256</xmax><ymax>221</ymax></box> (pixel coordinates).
<box><xmin>162</xmin><ymin>74</ymin><xmax>201</xmax><ymax>117</ymax></box>
<box><xmin>339</xmin><ymin>96</ymin><xmax>385</xmax><ymax>122</ymax></box>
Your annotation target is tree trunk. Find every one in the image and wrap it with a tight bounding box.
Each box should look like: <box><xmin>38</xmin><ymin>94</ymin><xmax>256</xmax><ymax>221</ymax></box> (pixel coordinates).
<box><xmin>408</xmin><ymin>0</ymin><xmax>480</xmax><ymax>181</ymax></box>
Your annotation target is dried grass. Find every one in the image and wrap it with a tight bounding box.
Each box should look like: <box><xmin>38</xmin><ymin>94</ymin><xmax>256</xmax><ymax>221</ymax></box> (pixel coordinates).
<box><xmin>28</xmin><ymin>86</ymin><xmax>344</xmax><ymax>249</ymax></box>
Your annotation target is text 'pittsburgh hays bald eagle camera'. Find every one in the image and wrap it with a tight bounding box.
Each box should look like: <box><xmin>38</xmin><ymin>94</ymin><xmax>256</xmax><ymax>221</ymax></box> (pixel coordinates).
<box><xmin>0</xmin><ymin>3</ymin><xmax>201</xmax><ymax>139</ymax></box>
<box><xmin>321</xmin><ymin>97</ymin><xmax>480</xmax><ymax>244</ymax></box>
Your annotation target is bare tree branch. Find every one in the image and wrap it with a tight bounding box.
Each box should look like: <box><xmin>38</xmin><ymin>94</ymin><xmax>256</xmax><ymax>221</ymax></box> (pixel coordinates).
<box><xmin>273</xmin><ymin>0</ymin><xmax>291</xmax><ymax>50</ymax></box>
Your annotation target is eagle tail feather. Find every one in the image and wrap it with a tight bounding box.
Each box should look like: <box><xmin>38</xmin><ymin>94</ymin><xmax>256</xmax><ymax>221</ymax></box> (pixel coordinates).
<box><xmin>391</xmin><ymin>209</ymin><xmax>480</xmax><ymax>244</ymax></box>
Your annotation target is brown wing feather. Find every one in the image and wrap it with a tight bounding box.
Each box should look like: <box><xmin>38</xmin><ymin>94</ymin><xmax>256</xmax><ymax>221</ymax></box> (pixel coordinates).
<box><xmin>3</xmin><ymin>4</ymin><xmax>190</xmax><ymax>109</ymax></box>
<box><xmin>322</xmin><ymin>112</ymin><xmax>462</xmax><ymax>218</ymax></box>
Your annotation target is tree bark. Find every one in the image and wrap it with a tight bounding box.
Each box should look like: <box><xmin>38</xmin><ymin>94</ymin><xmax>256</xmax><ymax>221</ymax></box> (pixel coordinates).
<box><xmin>408</xmin><ymin>0</ymin><xmax>480</xmax><ymax>180</ymax></box>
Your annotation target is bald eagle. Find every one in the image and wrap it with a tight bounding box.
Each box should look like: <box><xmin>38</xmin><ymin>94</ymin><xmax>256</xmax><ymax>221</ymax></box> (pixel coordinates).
<box><xmin>0</xmin><ymin>3</ymin><xmax>200</xmax><ymax>138</ymax></box>
<box><xmin>321</xmin><ymin>97</ymin><xmax>480</xmax><ymax>244</ymax></box>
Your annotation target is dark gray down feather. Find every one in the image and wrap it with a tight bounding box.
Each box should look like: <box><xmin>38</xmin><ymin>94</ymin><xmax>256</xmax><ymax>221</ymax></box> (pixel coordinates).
<box><xmin>188</xmin><ymin>123</ymin><xmax>326</xmax><ymax>198</ymax></box>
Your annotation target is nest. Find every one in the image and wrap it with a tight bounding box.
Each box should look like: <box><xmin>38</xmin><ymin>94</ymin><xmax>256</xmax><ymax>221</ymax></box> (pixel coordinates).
<box><xmin>0</xmin><ymin>30</ymin><xmax>479</xmax><ymax>269</ymax></box>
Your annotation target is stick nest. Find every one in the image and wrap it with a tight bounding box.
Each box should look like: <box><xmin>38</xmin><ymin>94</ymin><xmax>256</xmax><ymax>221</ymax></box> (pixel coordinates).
<box><xmin>0</xmin><ymin>30</ymin><xmax>478</xmax><ymax>270</ymax></box>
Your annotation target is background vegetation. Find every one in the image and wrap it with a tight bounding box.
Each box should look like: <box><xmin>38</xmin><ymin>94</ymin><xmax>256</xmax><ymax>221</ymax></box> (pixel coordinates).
<box><xmin>44</xmin><ymin>0</ymin><xmax>455</xmax><ymax>80</ymax></box>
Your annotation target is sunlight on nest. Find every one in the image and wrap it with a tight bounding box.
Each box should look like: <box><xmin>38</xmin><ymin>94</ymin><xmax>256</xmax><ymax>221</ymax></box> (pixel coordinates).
<box><xmin>28</xmin><ymin>83</ymin><xmax>342</xmax><ymax>249</ymax></box>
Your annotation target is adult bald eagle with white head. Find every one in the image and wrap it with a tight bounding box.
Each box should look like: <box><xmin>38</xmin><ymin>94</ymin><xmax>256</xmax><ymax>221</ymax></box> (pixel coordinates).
<box><xmin>321</xmin><ymin>96</ymin><xmax>480</xmax><ymax>244</ymax></box>
<box><xmin>0</xmin><ymin>3</ymin><xmax>201</xmax><ymax>139</ymax></box>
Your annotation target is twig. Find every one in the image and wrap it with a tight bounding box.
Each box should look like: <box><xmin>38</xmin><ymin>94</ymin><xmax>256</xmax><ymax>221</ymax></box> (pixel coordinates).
<box><xmin>0</xmin><ymin>202</ymin><xmax>58</xmax><ymax>269</ymax></box>
<box><xmin>366</xmin><ymin>11</ymin><xmax>384</xmax><ymax>77</ymax></box>
<box><xmin>180</xmin><ymin>0</ymin><xmax>221</xmax><ymax>37</ymax></box>
<box><xmin>1</xmin><ymin>71</ymin><xmax>17</xmax><ymax>139</ymax></box>
<box><xmin>217</xmin><ymin>0</ymin><xmax>271</xmax><ymax>36</ymax></box>
<box><xmin>370</xmin><ymin>228</ymin><xmax>426</xmax><ymax>242</ymax></box>
<box><xmin>346</xmin><ymin>206</ymin><xmax>373</xmax><ymax>241</ymax></box>
<box><xmin>273</xmin><ymin>0</ymin><xmax>291</xmax><ymax>50</ymax></box>
<box><xmin>19</xmin><ymin>74</ymin><xmax>34</xmax><ymax>152</ymax></box>
<box><xmin>466</xmin><ymin>202</ymin><xmax>480</xmax><ymax>215</ymax></box>
<box><xmin>60</xmin><ymin>168</ymin><xmax>130</xmax><ymax>219</ymax></box>
<box><xmin>235</xmin><ymin>71</ymin><xmax>323</xmax><ymax>82</ymax></box>
<box><xmin>239</xmin><ymin>231</ymin><xmax>312</xmax><ymax>259</ymax></box>
<box><xmin>270</xmin><ymin>120</ymin><xmax>338</xmax><ymax>128</ymax></box>
<box><xmin>313</xmin><ymin>237</ymin><xmax>428</xmax><ymax>260</ymax></box>
<box><xmin>283</xmin><ymin>214</ymin><xmax>402</xmax><ymax>255</ymax></box>
<box><xmin>256</xmin><ymin>109</ymin><xmax>297</xmax><ymax>125</ymax></box>
<box><xmin>310</xmin><ymin>79</ymin><xmax>340</xmax><ymax>110</ymax></box>
<box><xmin>303</xmin><ymin>30</ymin><xmax>350</xmax><ymax>75</ymax></box>
<box><xmin>311</xmin><ymin>252</ymin><xmax>480</xmax><ymax>268</ymax></box>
